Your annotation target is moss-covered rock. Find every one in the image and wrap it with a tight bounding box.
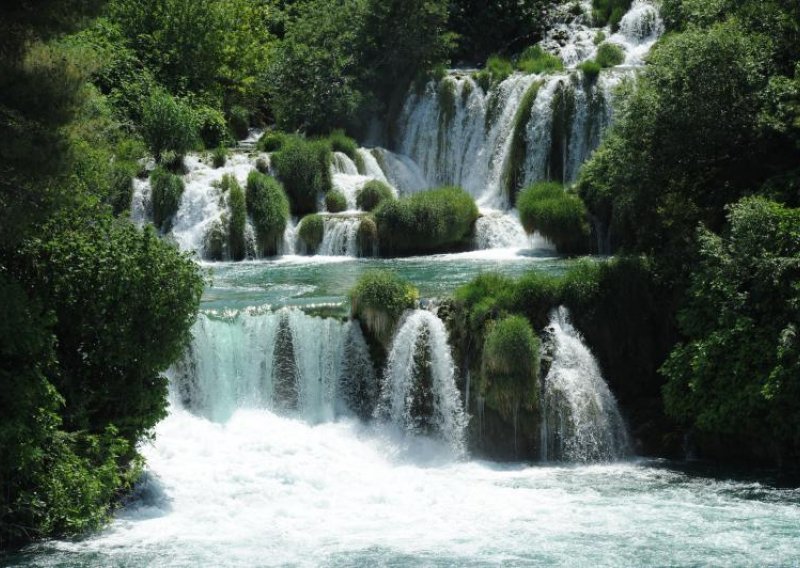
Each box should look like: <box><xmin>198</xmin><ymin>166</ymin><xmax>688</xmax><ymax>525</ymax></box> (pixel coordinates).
<box><xmin>516</xmin><ymin>46</ymin><xmax>564</xmax><ymax>75</ymax></box>
<box><xmin>596</xmin><ymin>42</ymin><xmax>625</xmax><ymax>68</ymax></box>
<box><xmin>356</xmin><ymin>216</ymin><xmax>378</xmax><ymax>257</ymax></box>
<box><xmin>203</xmin><ymin>216</ymin><xmax>229</xmax><ymax>260</ymax></box>
<box><xmin>329</xmin><ymin>129</ymin><xmax>364</xmax><ymax>172</ymax></box>
<box><xmin>297</xmin><ymin>214</ymin><xmax>324</xmax><ymax>254</ymax></box>
<box><xmin>578</xmin><ymin>59</ymin><xmax>602</xmax><ymax>81</ymax></box>
<box><xmin>227</xmin><ymin>105</ymin><xmax>250</xmax><ymax>140</ymax></box>
<box><xmin>225</xmin><ymin>175</ymin><xmax>247</xmax><ymax>261</ymax></box>
<box><xmin>325</xmin><ymin>189</ymin><xmax>347</xmax><ymax>213</ymax></box>
<box><xmin>211</xmin><ymin>146</ymin><xmax>227</xmax><ymax>169</ymax></box>
<box><xmin>504</xmin><ymin>80</ymin><xmax>543</xmax><ymax>203</ymax></box>
<box><xmin>257</xmin><ymin>131</ymin><xmax>287</xmax><ymax>152</ymax></box>
<box><xmin>350</xmin><ymin>270</ymin><xmax>418</xmax><ymax>348</ymax></box>
<box><xmin>255</xmin><ymin>156</ymin><xmax>269</xmax><ymax>174</ymax></box>
<box><xmin>150</xmin><ymin>166</ymin><xmax>184</xmax><ymax>232</ymax></box>
<box><xmin>517</xmin><ymin>182</ymin><xmax>591</xmax><ymax>254</ymax></box>
<box><xmin>245</xmin><ymin>170</ymin><xmax>289</xmax><ymax>257</ymax></box>
<box><xmin>356</xmin><ymin>180</ymin><xmax>394</xmax><ymax>212</ymax></box>
<box><xmin>271</xmin><ymin>134</ymin><xmax>332</xmax><ymax>215</ymax></box>
<box><xmin>374</xmin><ymin>186</ymin><xmax>479</xmax><ymax>256</ymax></box>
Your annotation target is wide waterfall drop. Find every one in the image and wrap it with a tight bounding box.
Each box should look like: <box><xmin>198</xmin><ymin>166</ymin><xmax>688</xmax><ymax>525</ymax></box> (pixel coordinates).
<box><xmin>379</xmin><ymin>310</ymin><xmax>467</xmax><ymax>454</ymax></box>
<box><xmin>540</xmin><ymin>307</ymin><xmax>630</xmax><ymax>462</ymax></box>
<box><xmin>474</xmin><ymin>209</ymin><xmax>531</xmax><ymax>249</ymax></box>
<box><xmin>317</xmin><ymin>215</ymin><xmax>361</xmax><ymax>256</ymax></box>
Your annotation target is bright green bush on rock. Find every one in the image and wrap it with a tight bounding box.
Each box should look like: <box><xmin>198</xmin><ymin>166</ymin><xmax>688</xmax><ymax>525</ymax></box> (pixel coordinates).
<box><xmin>517</xmin><ymin>182</ymin><xmax>591</xmax><ymax>254</ymax></box>
<box><xmin>257</xmin><ymin>131</ymin><xmax>287</xmax><ymax>153</ymax></box>
<box><xmin>596</xmin><ymin>42</ymin><xmax>625</xmax><ymax>67</ymax></box>
<box><xmin>270</xmin><ymin>135</ymin><xmax>332</xmax><ymax>215</ymax></box>
<box><xmin>297</xmin><ymin>214</ymin><xmax>324</xmax><ymax>253</ymax></box>
<box><xmin>474</xmin><ymin>55</ymin><xmax>514</xmax><ymax>90</ymax></box>
<box><xmin>578</xmin><ymin>59</ymin><xmax>602</xmax><ymax>79</ymax></box>
<box><xmin>245</xmin><ymin>170</ymin><xmax>289</xmax><ymax>256</ymax></box>
<box><xmin>139</xmin><ymin>89</ymin><xmax>197</xmax><ymax>163</ymax></box>
<box><xmin>225</xmin><ymin>175</ymin><xmax>247</xmax><ymax>260</ymax></box>
<box><xmin>592</xmin><ymin>0</ymin><xmax>632</xmax><ymax>30</ymax></box>
<box><xmin>516</xmin><ymin>46</ymin><xmax>564</xmax><ymax>75</ymax></box>
<box><xmin>150</xmin><ymin>166</ymin><xmax>185</xmax><ymax>232</ymax></box>
<box><xmin>211</xmin><ymin>146</ymin><xmax>227</xmax><ymax>168</ymax></box>
<box><xmin>329</xmin><ymin>129</ymin><xmax>364</xmax><ymax>172</ymax></box>
<box><xmin>356</xmin><ymin>180</ymin><xmax>394</xmax><ymax>212</ymax></box>
<box><xmin>325</xmin><ymin>190</ymin><xmax>348</xmax><ymax>213</ymax></box>
<box><xmin>350</xmin><ymin>270</ymin><xmax>419</xmax><ymax>346</ymax></box>
<box><xmin>374</xmin><ymin>186</ymin><xmax>479</xmax><ymax>256</ymax></box>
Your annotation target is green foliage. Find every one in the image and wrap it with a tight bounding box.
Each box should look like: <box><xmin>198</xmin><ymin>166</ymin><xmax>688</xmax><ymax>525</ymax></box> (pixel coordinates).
<box><xmin>203</xmin><ymin>216</ymin><xmax>229</xmax><ymax>260</ymax></box>
<box><xmin>258</xmin><ymin>131</ymin><xmax>287</xmax><ymax>153</ymax></box>
<box><xmin>578</xmin><ymin>59</ymin><xmax>602</xmax><ymax>79</ymax></box>
<box><xmin>594</xmin><ymin>31</ymin><xmax>607</xmax><ymax>45</ymax></box>
<box><xmin>329</xmin><ymin>129</ymin><xmax>364</xmax><ymax>171</ymax></box>
<box><xmin>357</xmin><ymin>216</ymin><xmax>378</xmax><ymax>257</ymax></box>
<box><xmin>662</xmin><ymin>198</ymin><xmax>800</xmax><ymax>454</ymax></box>
<box><xmin>325</xmin><ymin>190</ymin><xmax>348</xmax><ymax>213</ymax></box>
<box><xmin>516</xmin><ymin>46</ymin><xmax>564</xmax><ymax>75</ymax></box>
<box><xmin>592</xmin><ymin>0</ymin><xmax>632</xmax><ymax>30</ymax></box>
<box><xmin>481</xmin><ymin>315</ymin><xmax>541</xmax><ymax>419</ymax></box>
<box><xmin>504</xmin><ymin>81</ymin><xmax>543</xmax><ymax>201</ymax></box>
<box><xmin>245</xmin><ymin>170</ymin><xmax>289</xmax><ymax>256</ymax></box>
<box><xmin>474</xmin><ymin>55</ymin><xmax>514</xmax><ymax>90</ymax></box>
<box><xmin>139</xmin><ymin>89</ymin><xmax>197</xmax><ymax>162</ymax></box>
<box><xmin>270</xmin><ymin>134</ymin><xmax>332</xmax><ymax>215</ymax></box>
<box><xmin>211</xmin><ymin>146</ymin><xmax>227</xmax><ymax>169</ymax></box>
<box><xmin>150</xmin><ymin>166</ymin><xmax>185</xmax><ymax>232</ymax></box>
<box><xmin>227</xmin><ymin>105</ymin><xmax>250</xmax><ymax>140</ymax></box>
<box><xmin>357</xmin><ymin>180</ymin><xmax>395</xmax><ymax>212</ymax></box>
<box><xmin>225</xmin><ymin>175</ymin><xmax>246</xmax><ymax>261</ymax></box>
<box><xmin>297</xmin><ymin>214</ymin><xmax>324</xmax><ymax>253</ymax></box>
<box><xmin>374</xmin><ymin>186</ymin><xmax>479</xmax><ymax>256</ymax></box>
<box><xmin>195</xmin><ymin>105</ymin><xmax>229</xmax><ymax>149</ymax></box>
<box><xmin>350</xmin><ymin>270</ymin><xmax>419</xmax><ymax>345</ymax></box>
<box><xmin>517</xmin><ymin>182</ymin><xmax>591</xmax><ymax>254</ymax></box>
<box><xmin>595</xmin><ymin>43</ymin><xmax>625</xmax><ymax>67</ymax></box>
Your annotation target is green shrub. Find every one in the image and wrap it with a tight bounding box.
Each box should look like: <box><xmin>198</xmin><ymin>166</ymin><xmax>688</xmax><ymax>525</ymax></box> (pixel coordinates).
<box><xmin>356</xmin><ymin>180</ymin><xmax>394</xmax><ymax>212</ymax></box>
<box><xmin>227</xmin><ymin>105</ymin><xmax>250</xmax><ymax>140</ymax></box>
<box><xmin>592</xmin><ymin>0</ymin><xmax>632</xmax><ymax>30</ymax></box>
<box><xmin>374</xmin><ymin>186</ymin><xmax>479</xmax><ymax>256</ymax></box>
<box><xmin>257</xmin><ymin>131</ymin><xmax>287</xmax><ymax>152</ymax></box>
<box><xmin>297</xmin><ymin>214</ymin><xmax>324</xmax><ymax>253</ymax></box>
<box><xmin>516</xmin><ymin>46</ymin><xmax>564</xmax><ymax>75</ymax></box>
<box><xmin>211</xmin><ymin>146</ymin><xmax>227</xmax><ymax>169</ymax></box>
<box><xmin>474</xmin><ymin>55</ymin><xmax>514</xmax><ymax>90</ymax></box>
<box><xmin>578</xmin><ymin>59</ymin><xmax>602</xmax><ymax>80</ymax></box>
<box><xmin>245</xmin><ymin>170</ymin><xmax>289</xmax><ymax>256</ymax></box>
<box><xmin>329</xmin><ymin>129</ymin><xmax>364</xmax><ymax>172</ymax></box>
<box><xmin>481</xmin><ymin>315</ymin><xmax>541</xmax><ymax>419</ymax></box>
<box><xmin>203</xmin><ymin>216</ymin><xmax>229</xmax><ymax>260</ymax></box>
<box><xmin>596</xmin><ymin>42</ymin><xmax>625</xmax><ymax>67</ymax></box>
<box><xmin>325</xmin><ymin>190</ymin><xmax>348</xmax><ymax>213</ymax></box>
<box><xmin>511</xmin><ymin>272</ymin><xmax>562</xmax><ymax>330</ymax></box>
<box><xmin>225</xmin><ymin>175</ymin><xmax>247</xmax><ymax>261</ymax></box>
<box><xmin>150</xmin><ymin>167</ymin><xmax>185</xmax><ymax>232</ymax></box>
<box><xmin>140</xmin><ymin>89</ymin><xmax>197</xmax><ymax>162</ymax></box>
<box><xmin>195</xmin><ymin>105</ymin><xmax>229</xmax><ymax>149</ymax></box>
<box><xmin>594</xmin><ymin>31</ymin><xmax>607</xmax><ymax>45</ymax></box>
<box><xmin>357</xmin><ymin>216</ymin><xmax>378</xmax><ymax>257</ymax></box>
<box><xmin>350</xmin><ymin>270</ymin><xmax>419</xmax><ymax>345</ymax></box>
<box><xmin>271</xmin><ymin>135</ymin><xmax>332</xmax><ymax>215</ymax></box>
<box><xmin>108</xmin><ymin>161</ymin><xmax>138</xmax><ymax>216</ymax></box>
<box><xmin>517</xmin><ymin>182</ymin><xmax>591</xmax><ymax>254</ymax></box>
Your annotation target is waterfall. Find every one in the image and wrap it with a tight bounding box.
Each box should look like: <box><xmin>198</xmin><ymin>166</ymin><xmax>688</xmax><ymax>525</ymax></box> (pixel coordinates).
<box><xmin>172</xmin><ymin>309</ymin><xmax>352</xmax><ymax>423</ymax></box>
<box><xmin>378</xmin><ymin>310</ymin><xmax>467</xmax><ymax>454</ymax></box>
<box><xmin>540</xmin><ymin>307</ymin><xmax>630</xmax><ymax>462</ymax></box>
<box><xmin>474</xmin><ymin>209</ymin><xmax>530</xmax><ymax>249</ymax></box>
<box><xmin>280</xmin><ymin>217</ymin><xmax>298</xmax><ymax>255</ymax></box>
<box><xmin>318</xmin><ymin>216</ymin><xmax>361</xmax><ymax>256</ymax></box>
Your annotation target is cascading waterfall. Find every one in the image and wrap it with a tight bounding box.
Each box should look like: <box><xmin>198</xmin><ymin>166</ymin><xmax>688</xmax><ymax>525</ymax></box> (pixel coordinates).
<box><xmin>540</xmin><ymin>307</ymin><xmax>630</xmax><ymax>462</ymax></box>
<box><xmin>474</xmin><ymin>209</ymin><xmax>530</xmax><ymax>249</ymax></box>
<box><xmin>378</xmin><ymin>310</ymin><xmax>467</xmax><ymax>454</ymax></box>
<box><xmin>317</xmin><ymin>215</ymin><xmax>361</xmax><ymax>256</ymax></box>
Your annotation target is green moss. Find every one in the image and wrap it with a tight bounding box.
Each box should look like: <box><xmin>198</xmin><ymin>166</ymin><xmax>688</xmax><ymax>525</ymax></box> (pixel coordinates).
<box><xmin>474</xmin><ymin>54</ymin><xmax>514</xmax><ymax>91</ymax></box>
<box><xmin>257</xmin><ymin>131</ymin><xmax>287</xmax><ymax>152</ymax></box>
<box><xmin>481</xmin><ymin>315</ymin><xmax>541</xmax><ymax>420</ymax></box>
<box><xmin>516</xmin><ymin>46</ymin><xmax>564</xmax><ymax>75</ymax></box>
<box><xmin>548</xmin><ymin>83</ymin><xmax>577</xmax><ymax>182</ymax></box>
<box><xmin>271</xmin><ymin>134</ymin><xmax>332</xmax><ymax>215</ymax></box>
<box><xmin>594</xmin><ymin>31</ymin><xmax>607</xmax><ymax>45</ymax></box>
<box><xmin>438</xmin><ymin>77</ymin><xmax>458</xmax><ymax>126</ymax></box>
<box><xmin>350</xmin><ymin>270</ymin><xmax>419</xmax><ymax>346</ymax></box>
<box><xmin>596</xmin><ymin>42</ymin><xmax>625</xmax><ymax>67</ymax></box>
<box><xmin>356</xmin><ymin>216</ymin><xmax>378</xmax><ymax>257</ymax></box>
<box><xmin>503</xmin><ymin>80</ymin><xmax>543</xmax><ymax>203</ymax></box>
<box><xmin>325</xmin><ymin>189</ymin><xmax>348</xmax><ymax>213</ymax></box>
<box><xmin>461</xmin><ymin>79</ymin><xmax>474</xmax><ymax>105</ymax></box>
<box><xmin>227</xmin><ymin>105</ymin><xmax>250</xmax><ymax>140</ymax></box>
<box><xmin>374</xmin><ymin>186</ymin><xmax>479</xmax><ymax>256</ymax></box>
<box><xmin>203</xmin><ymin>216</ymin><xmax>228</xmax><ymax>260</ymax></box>
<box><xmin>356</xmin><ymin>180</ymin><xmax>394</xmax><ymax>212</ymax></box>
<box><xmin>297</xmin><ymin>214</ymin><xmax>324</xmax><ymax>253</ymax></box>
<box><xmin>592</xmin><ymin>0</ymin><xmax>633</xmax><ymax>30</ymax></box>
<box><xmin>195</xmin><ymin>105</ymin><xmax>229</xmax><ymax>149</ymax></box>
<box><xmin>225</xmin><ymin>175</ymin><xmax>247</xmax><ymax>261</ymax></box>
<box><xmin>150</xmin><ymin>166</ymin><xmax>184</xmax><ymax>232</ymax></box>
<box><xmin>245</xmin><ymin>170</ymin><xmax>289</xmax><ymax>256</ymax></box>
<box><xmin>517</xmin><ymin>182</ymin><xmax>591</xmax><ymax>254</ymax></box>
<box><xmin>329</xmin><ymin>129</ymin><xmax>365</xmax><ymax>172</ymax></box>
<box><xmin>578</xmin><ymin>59</ymin><xmax>602</xmax><ymax>80</ymax></box>
<box><xmin>211</xmin><ymin>146</ymin><xmax>227</xmax><ymax>169</ymax></box>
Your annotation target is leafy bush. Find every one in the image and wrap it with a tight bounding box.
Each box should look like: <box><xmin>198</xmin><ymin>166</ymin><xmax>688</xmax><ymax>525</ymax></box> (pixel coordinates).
<box><xmin>578</xmin><ymin>59</ymin><xmax>602</xmax><ymax>79</ymax></box>
<box><xmin>139</xmin><ymin>89</ymin><xmax>197</xmax><ymax>162</ymax></box>
<box><xmin>592</xmin><ymin>0</ymin><xmax>632</xmax><ymax>30</ymax></box>
<box><xmin>349</xmin><ymin>270</ymin><xmax>419</xmax><ymax>345</ymax></box>
<box><xmin>245</xmin><ymin>170</ymin><xmax>289</xmax><ymax>256</ymax></box>
<box><xmin>357</xmin><ymin>180</ymin><xmax>394</xmax><ymax>211</ymax></box>
<box><xmin>211</xmin><ymin>146</ymin><xmax>227</xmax><ymax>168</ymax></box>
<box><xmin>481</xmin><ymin>315</ymin><xmax>541</xmax><ymax>419</ymax></box>
<box><xmin>257</xmin><ymin>131</ymin><xmax>287</xmax><ymax>152</ymax></box>
<box><xmin>374</xmin><ymin>186</ymin><xmax>479</xmax><ymax>256</ymax></box>
<box><xmin>227</xmin><ymin>105</ymin><xmax>250</xmax><ymax>140</ymax></box>
<box><xmin>329</xmin><ymin>129</ymin><xmax>364</xmax><ymax>171</ymax></box>
<box><xmin>225</xmin><ymin>175</ymin><xmax>247</xmax><ymax>260</ymax></box>
<box><xmin>517</xmin><ymin>182</ymin><xmax>591</xmax><ymax>254</ymax></box>
<box><xmin>357</xmin><ymin>216</ymin><xmax>378</xmax><ymax>257</ymax></box>
<box><xmin>516</xmin><ymin>46</ymin><xmax>564</xmax><ymax>75</ymax></box>
<box><xmin>195</xmin><ymin>105</ymin><xmax>229</xmax><ymax>149</ymax></box>
<box><xmin>108</xmin><ymin>161</ymin><xmax>138</xmax><ymax>216</ymax></box>
<box><xmin>325</xmin><ymin>190</ymin><xmax>348</xmax><ymax>213</ymax></box>
<box><xmin>595</xmin><ymin>42</ymin><xmax>625</xmax><ymax>67</ymax></box>
<box><xmin>150</xmin><ymin>166</ymin><xmax>185</xmax><ymax>232</ymax></box>
<box><xmin>474</xmin><ymin>55</ymin><xmax>514</xmax><ymax>90</ymax></box>
<box><xmin>297</xmin><ymin>214</ymin><xmax>324</xmax><ymax>253</ymax></box>
<box><xmin>270</xmin><ymin>135</ymin><xmax>332</xmax><ymax>215</ymax></box>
